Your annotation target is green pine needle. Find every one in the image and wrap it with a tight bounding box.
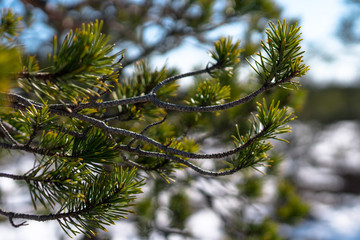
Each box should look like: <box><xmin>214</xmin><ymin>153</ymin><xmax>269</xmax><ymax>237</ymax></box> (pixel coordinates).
<box><xmin>247</xmin><ymin>20</ymin><xmax>310</xmax><ymax>87</ymax></box>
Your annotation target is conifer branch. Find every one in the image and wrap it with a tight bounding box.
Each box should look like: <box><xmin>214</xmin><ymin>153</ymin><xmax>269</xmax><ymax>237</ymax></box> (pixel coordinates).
<box><xmin>0</xmin><ymin>17</ymin><xmax>308</xmax><ymax>236</ymax></box>
<box><xmin>0</xmin><ymin>72</ymin><xmax>294</xmax><ymax>162</ymax></box>
<box><xmin>8</xmin><ymin>67</ymin><xmax>293</xmax><ymax>114</ymax></box>
<box><xmin>0</xmin><ymin>142</ymin><xmax>71</xmax><ymax>157</ymax></box>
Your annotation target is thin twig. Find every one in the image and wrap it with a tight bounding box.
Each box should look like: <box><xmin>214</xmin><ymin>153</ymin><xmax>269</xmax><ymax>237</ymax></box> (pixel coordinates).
<box><xmin>149</xmin><ymin>63</ymin><xmax>219</xmax><ymax>95</ymax></box>
<box><xmin>0</xmin><ymin>172</ymin><xmax>28</xmax><ymax>180</ymax></box>
<box><xmin>9</xmin><ymin>217</ymin><xmax>28</xmax><ymax>228</ymax></box>
<box><xmin>25</xmin><ymin>125</ymin><xmax>38</xmax><ymax>147</ymax></box>
<box><xmin>0</xmin><ymin>118</ymin><xmax>21</xmax><ymax>146</ymax></box>
<box><xmin>119</xmin><ymin>151</ymin><xmax>150</xmax><ymax>170</ymax></box>
<box><xmin>1</xmin><ymin>121</ymin><xmax>26</xmax><ymax>136</ymax></box>
<box><xmin>0</xmin><ymin>142</ymin><xmax>74</xmax><ymax>158</ymax></box>
<box><xmin>118</xmin><ymin>145</ymin><xmax>252</xmax><ymax>177</ymax></box>
<box><xmin>0</xmin><ymin>181</ymin><xmax>127</xmax><ymax>224</ymax></box>
<box><xmin>127</xmin><ymin>114</ymin><xmax>167</xmax><ymax>147</ymax></box>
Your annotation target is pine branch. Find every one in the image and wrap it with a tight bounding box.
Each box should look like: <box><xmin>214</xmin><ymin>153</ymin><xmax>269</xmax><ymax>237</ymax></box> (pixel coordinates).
<box><xmin>0</xmin><ymin>75</ymin><xmax>294</xmax><ymax>161</ymax></box>
<box><xmin>0</xmin><ymin>166</ymin><xmax>143</xmax><ymax>236</ymax></box>
<box><xmin>11</xmin><ymin>66</ymin><xmax>293</xmax><ymax>114</ymax></box>
<box><xmin>0</xmin><ymin>142</ymin><xmax>72</xmax><ymax>158</ymax></box>
<box><xmin>0</xmin><ymin>19</ymin><xmax>308</xmax><ymax>236</ymax></box>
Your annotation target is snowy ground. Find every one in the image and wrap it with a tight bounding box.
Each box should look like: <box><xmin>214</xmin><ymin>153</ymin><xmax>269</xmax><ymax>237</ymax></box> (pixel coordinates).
<box><xmin>284</xmin><ymin>121</ymin><xmax>360</xmax><ymax>240</ymax></box>
<box><xmin>1</xmin><ymin>121</ymin><xmax>360</xmax><ymax>239</ymax></box>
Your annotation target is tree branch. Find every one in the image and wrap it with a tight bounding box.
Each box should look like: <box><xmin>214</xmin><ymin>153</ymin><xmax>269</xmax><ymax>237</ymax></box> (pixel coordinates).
<box><xmin>0</xmin><ymin>73</ymin><xmax>285</xmax><ymax>162</ymax></box>
<box><xmin>0</xmin><ymin>182</ymin><xmax>127</xmax><ymax>224</ymax></box>
<box><xmin>118</xmin><ymin>145</ymin><xmax>254</xmax><ymax>177</ymax></box>
<box><xmin>0</xmin><ymin>172</ymin><xmax>27</xmax><ymax>181</ymax></box>
<box><xmin>127</xmin><ymin>114</ymin><xmax>168</xmax><ymax>148</ymax></box>
<box><xmin>117</xmin><ymin>125</ymin><xmax>269</xmax><ymax>177</ymax></box>
<box><xmin>0</xmin><ymin>142</ymin><xmax>74</xmax><ymax>158</ymax></box>
<box><xmin>0</xmin><ymin>65</ymin><xmax>295</xmax><ymax>176</ymax></box>
<box><xmin>0</xmin><ymin>118</ymin><xmax>20</xmax><ymax>146</ymax></box>
<box><xmin>11</xmin><ymin>65</ymin><xmax>291</xmax><ymax>115</ymax></box>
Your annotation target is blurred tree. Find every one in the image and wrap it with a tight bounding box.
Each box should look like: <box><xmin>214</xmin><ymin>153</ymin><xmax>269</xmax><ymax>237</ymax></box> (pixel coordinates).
<box><xmin>0</xmin><ymin>1</ymin><xmax>309</xmax><ymax>239</ymax></box>
<box><xmin>299</xmin><ymin>86</ymin><xmax>360</xmax><ymax>123</ymax></box>
<box><xmin>338</xmin><ymin>0</ymin><xmax>360</xmax><ymax>43</ymax></box>
<box><xmin>18</xmin><ymin>0</ymin><xmax>284</xmax><ymax>65</ymax></box>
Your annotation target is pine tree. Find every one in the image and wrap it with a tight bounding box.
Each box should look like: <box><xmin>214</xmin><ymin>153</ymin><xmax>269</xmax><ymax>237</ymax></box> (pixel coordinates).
<box><xmin>0</xmin><ymin>3</ymin><xmax>309</xmax><ymax>238</ymax></box>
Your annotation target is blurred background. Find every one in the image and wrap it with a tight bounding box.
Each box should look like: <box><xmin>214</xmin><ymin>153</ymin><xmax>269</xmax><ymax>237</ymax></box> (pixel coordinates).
<box><xmin>1</xmin><ymin>0</ymin><xmax>360</xmax><ymax>239</ymax></box>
